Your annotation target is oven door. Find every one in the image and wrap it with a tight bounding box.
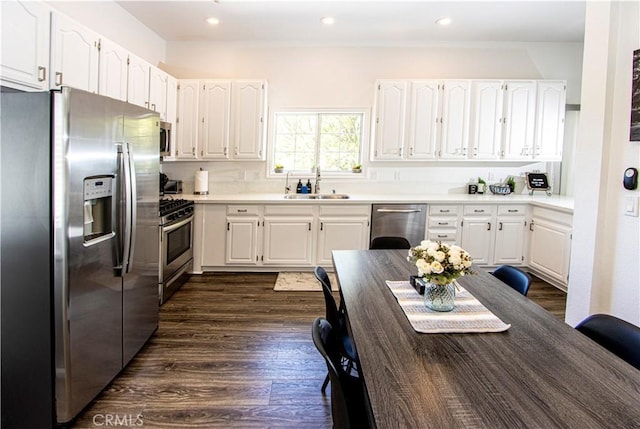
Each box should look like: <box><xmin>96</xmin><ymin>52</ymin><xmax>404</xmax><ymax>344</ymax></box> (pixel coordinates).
<box><xmin>161</xmin><ymin>214</ymin><xmax>193</xmax><ymax>284</ymax></box>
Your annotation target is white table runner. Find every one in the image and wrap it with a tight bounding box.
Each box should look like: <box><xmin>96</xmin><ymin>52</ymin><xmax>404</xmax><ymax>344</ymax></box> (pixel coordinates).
<box><xmin>385</xmin><ymin>280</ymin><xmax>511</xmax><ymax>333</ymax></box>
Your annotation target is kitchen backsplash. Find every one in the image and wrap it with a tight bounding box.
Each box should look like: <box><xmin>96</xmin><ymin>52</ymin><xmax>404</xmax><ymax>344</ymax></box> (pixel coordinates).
<box><xmin>161</xmin><ymin>161</ymin><xmax>559</xmax><ymax>195</ymax></box>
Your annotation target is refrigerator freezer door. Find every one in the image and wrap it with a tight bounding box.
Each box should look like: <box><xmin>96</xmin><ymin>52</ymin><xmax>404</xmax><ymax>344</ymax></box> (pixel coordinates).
<box><xmin>54</xmin><ymin>88</ymin><xmax>123</xmax><ymax>423</ymax></box>
<box><xmin>121</xmin><ymin>102</ymin><xmax>159</xmax><ymax>365</ymax></box>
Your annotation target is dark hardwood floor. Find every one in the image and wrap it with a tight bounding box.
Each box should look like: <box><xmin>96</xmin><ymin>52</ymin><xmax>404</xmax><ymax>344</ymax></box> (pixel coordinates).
<box><xmin>72</xmin><ymin>271</ymin><xmax>565</xmax><ymax>428</ymax></box>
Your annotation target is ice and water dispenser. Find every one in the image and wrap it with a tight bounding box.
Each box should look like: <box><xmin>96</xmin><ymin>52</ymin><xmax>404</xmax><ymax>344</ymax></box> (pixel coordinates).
<box><xmin>83</xmin><ymin>176</ymin><xmax>114</xmax><ymax>244</ymax></box>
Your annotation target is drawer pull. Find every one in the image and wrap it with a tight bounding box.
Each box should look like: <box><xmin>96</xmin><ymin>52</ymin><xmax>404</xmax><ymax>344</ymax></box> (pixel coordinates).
<box><xmin>437</xmin><ymin>234</ymin><xmax>449</xmax><ymax>238</ymax></box>
<box><xmin>474</xmin><ymin>209</ymin><xmax>485</xmax><ymax>213</ymax></box>
<box><xmin>437</xmin><ymin>222</ymin><xmax>449</xmax><ymax>226</ymax></box>
<box><xmin>237</xmin><ymin>209</ymin><xmax>248</xmax><ymax>213</ymax></box>
<box><xmin>439</xmin><ymin>209</ymin><xmax>450</xmax><ymax>213</ymax></box>
<box><xmin>508</xmin><ymin>209</ymin><xmax>518</xmax><ymax>213</ymax></box>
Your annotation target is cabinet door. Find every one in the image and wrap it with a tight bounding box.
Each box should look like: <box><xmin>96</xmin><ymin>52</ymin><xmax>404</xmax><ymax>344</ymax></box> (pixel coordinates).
<box><xmin>494</xmin><ymin>216</ymin><xmax>525</xmax><ymax>265</ymax></box>
<box><xmin>232</xmin><ymin>80</ymin><xmax>266</xmax><ymax>160</ymax></box>
<box><xmin>469</xmin><ymin>80</ymin><xmax>503</xmax><ymax>160</ymax></box>
<box><xmin>534</xmin><ymin>81</ymin><xmax>566</xmax><ymax>161</ymax></box>
<box><xmin>226</xmin><ymin>217</ymin><xmax>260</xmax><ymax>265</ymax></box>
<box><xmin>372</xmin><ymin>80</ymin><xmax>407</xmax><ymax>160</ymax></box>
<box><xmin>200</xmin><ymin>80</ymin><xmax>231</xmax><ymax>159</ymax></box>
<box><xmin>50</xmin><ymin>13</ymin><xmax>99</xmax><ymax>93</ymax></box>
<box><xmin>176</xmin><ymin>80</ymin><xmax>199</xmax><ymax>159</ymax></box>
<box><xmin>439</xmin><ymin>80</ymin><xmax>470</xmax><ymax>159</ymax></box>
<box><xmin>406</xmin><ymin>80</ymin><xmax>440</xmax><ymax>160</ymax></box>
<box><xmin>199</xmin><ymin>205</ymin><xmax>227</xmax><ymax>268</ymax></box>
<box><xmin>99</xmin><ymin>39</ymin><xmax>128</xmax><ymax>102</ymax></box>
<box><xmin>461</xmin><ymin>216</ymin><xmax>494</xmax><ymax>265</ymax></box>
<box><xmin>0</xmin><ymin>0</ymin><xmax>49</xmax><ymax>90</ymax></box>
<box><xmin>317</xmin><ymin>217</ymin><xmax>370</xmax><ymax>265</ymax></box>
<box><xmin>126</xmin><ymin>54</ymin><xmax>150</xmax><ymax>108</ymax></box>
<box><xmin>529</xmin><ymin>218</ymin><xmax>571</xmax><ymax>284</ymax></box>
<box><xmin>262</xmin><ymin>217</ymin><xmax>314</xmax><ymax>266</ymax></box>
<box><xmin>148</xmin><ymin>67</ymin><xmax>168</xmax><ymax>119</ymax></box>
<box><xmin>502</xmin><ymin>81</ymin><xmax>536</xmax><ymax>160</ymax></box>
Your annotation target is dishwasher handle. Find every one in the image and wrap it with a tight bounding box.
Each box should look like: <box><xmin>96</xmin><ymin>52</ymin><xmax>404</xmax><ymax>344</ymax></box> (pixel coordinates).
<box><xmin>375</xmin><ymin>208</ymin><xmax>422</xmax><ymax>213</ymax></box>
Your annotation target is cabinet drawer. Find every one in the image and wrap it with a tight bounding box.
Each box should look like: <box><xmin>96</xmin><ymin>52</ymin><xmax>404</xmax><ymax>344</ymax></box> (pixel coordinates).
<box><xmin>429</xmin><ymin>205</ymin><xmax>459</xmax><ymax>216</ymax></box>
<box><xmin>428</xmin><ymin>231</ymin><xmax>457</xmax><ymax>241</ymax></box>
<box><xmin>497</xmin><ymin>205</ymin><xmax>527</xmax><ymax>216</ymax></box>
<box><xmin>428</xmin><ymin>218</ymin><xmax>458</xmax><ymax>228</ymax></box>
<box><xmin>463</xmin><ymin>205</ymin><xmax>495</xmax><ymax>215</ymax></box>
<box><xmin>227</xmin><ymin>205</ymin><xmax>260</xmax><ymax>215</ymax></box>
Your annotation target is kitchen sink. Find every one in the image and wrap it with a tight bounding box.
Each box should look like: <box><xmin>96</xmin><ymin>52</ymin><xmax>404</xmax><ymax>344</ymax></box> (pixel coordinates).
<box><xmin>284</xmin><ymin>193</ymin><xmax>350</xmax><ymax>199</ymax></box>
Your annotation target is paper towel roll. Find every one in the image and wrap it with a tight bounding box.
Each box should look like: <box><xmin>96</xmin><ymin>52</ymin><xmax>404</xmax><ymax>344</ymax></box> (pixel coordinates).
<box><xmin>195</xmin><ymin>169</ymin><xmax>209</xmax><ymax>194</ymax></box>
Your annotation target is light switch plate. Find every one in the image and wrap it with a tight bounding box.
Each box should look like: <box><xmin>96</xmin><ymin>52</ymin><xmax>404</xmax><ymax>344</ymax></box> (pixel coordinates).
<box><xmin>624</xmin><ymin>196</ymin><xmax>639</xmax><ymax>217</ymax></box>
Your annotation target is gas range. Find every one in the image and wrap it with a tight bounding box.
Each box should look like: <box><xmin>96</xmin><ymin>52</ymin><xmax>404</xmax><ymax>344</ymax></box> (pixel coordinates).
<box><xmin>159</xmin><ymin>198</ymin><xmax>194</xmax><ymax>226</ymax></box>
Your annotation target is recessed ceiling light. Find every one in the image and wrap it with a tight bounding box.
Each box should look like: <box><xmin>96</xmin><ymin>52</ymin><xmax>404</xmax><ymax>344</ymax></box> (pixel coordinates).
<box><xmin>435</xmin><ymin>17</ymin><xmax>452</xmax><ymax>26</ymax></box>
<box><xmin>206</xmin><ymin>16</ymin><xmax>220</xmax><ymax>25</ymax></box>
<box><xmin>321</xmin><ymin>16</ymin><xmax>335</xmax><ymax>26</ymax></box>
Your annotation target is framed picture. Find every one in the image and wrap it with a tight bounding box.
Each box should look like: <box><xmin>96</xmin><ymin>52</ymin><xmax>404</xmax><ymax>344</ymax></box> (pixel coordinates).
<box><xmin>631</xmin><ymin>49</ymin><xmax>640</xmax><ymax>141</ymax></box>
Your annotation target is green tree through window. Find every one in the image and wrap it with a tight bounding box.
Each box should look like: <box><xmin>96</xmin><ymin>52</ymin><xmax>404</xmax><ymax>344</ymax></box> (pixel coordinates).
<box><xmin>273</xmin><ymin>111</ymin><xmax>363</xmax><ymax>173</ymax></box>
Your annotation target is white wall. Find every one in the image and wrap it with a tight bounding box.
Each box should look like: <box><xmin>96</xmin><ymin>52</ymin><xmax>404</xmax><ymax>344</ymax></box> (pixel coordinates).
<box><xmin>162</xmin><ymin>42</ymin><xmax>582</xmax><ymax>194</ymax></box>
<box><xmin>566</xmin><ymin>0</ymin><xmax>640</xmax><ymax>326</ymax></box>
<box><xmin>46</xmin><ymin>1</ymin><xmax>166</xmax><ymax>66</ymax></box>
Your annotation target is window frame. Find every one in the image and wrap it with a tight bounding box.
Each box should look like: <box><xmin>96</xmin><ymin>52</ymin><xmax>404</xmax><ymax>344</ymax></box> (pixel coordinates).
<box><xmin>267</xmin><ymin>107</ymin><xmax>370</xmax><ymax>178</ymax></box>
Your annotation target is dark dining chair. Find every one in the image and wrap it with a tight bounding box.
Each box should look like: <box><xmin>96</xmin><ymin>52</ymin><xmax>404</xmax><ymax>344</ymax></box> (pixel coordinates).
<box><xmin>369</xmin><ymin>236</ymin><xmax>411</xmax><ymax>250</ymax></box>
<box><xmin>312</xmin><ymin>317</ymin><xmax>370</xmax><ymax>429</ymax></box>
<box><xmin>314</xmin><ymin>266</ymin><xmax>358</xmax><ymax>394</ymax></box>
<box><xmin>575</xmin><ymin>313</ymin><xmax>640</xmax><ymax>370</ymax></box>
<box><xmin>491</xmin><ymin>265</ymin><xmax>532</xmax><ymax>296</ymax></box>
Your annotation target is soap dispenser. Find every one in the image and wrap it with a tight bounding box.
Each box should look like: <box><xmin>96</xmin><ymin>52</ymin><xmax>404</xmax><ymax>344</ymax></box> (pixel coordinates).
<box><xmin>296</xmin><ymin>179</ymin><xmax>303</xmax><ymax>193</ymax></box>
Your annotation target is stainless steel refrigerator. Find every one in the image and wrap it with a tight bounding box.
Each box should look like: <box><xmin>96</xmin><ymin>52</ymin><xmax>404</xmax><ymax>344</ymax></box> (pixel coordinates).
<box><xmin>1</xmin><ymin>87</ymin><xmax>159</xmax><ymax>427</ymax></box>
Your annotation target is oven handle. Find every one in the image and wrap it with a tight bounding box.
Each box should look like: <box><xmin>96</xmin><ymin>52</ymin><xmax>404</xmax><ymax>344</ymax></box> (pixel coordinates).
<box><xmin>163</xmin><ymin>214</ymin><xmax>194</xmax><ymax>233</ymax></box>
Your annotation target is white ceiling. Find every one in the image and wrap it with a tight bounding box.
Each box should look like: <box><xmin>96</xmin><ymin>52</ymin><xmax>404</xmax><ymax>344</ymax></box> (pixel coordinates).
<box><xmin>116</xmin><ymin>0</ymin><xmax>586</xmax><ymax>45</ymax></box>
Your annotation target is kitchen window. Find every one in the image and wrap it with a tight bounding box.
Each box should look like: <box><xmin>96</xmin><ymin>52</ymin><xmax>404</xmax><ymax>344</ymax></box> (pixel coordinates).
<box><xmin>271</xmin><ymin>110</ymin><xmax>364</xmax><ymax>174</ymax></box>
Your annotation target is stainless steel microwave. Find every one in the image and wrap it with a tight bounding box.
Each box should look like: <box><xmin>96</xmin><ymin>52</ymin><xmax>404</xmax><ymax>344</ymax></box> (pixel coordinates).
<box><xmin>160</xmin><ymin>121</ymin><xmax>171</xmax><ymax>157</ymax></box>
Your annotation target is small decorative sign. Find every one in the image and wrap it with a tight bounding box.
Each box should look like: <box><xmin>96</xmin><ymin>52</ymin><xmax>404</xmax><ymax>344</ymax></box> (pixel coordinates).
<box><xmin>525</xmin><ymin>172</ymin><xmax>552</xmax><ymax>196</ymax></box>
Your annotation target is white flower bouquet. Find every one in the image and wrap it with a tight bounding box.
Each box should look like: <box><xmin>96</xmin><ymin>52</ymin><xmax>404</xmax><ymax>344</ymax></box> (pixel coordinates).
<box><xmin>407</xmin><ymin>240</ymin><xmax>474</xmax><ymax>286</ymax></box>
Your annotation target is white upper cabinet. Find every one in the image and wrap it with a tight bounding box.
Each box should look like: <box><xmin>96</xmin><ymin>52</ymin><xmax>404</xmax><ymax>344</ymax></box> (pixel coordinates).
<box><xmin>232</xmin><ymin>80</ymin><xmax>267</xmax><ymax>160</ymax></box>
<box><xmin>0</xmin><ymin>0</ymin><xmax>50</xmax><ymax>90</ymax></box>
<box><xmin>501</xmin><ymin>81</ymin><xmax>537</xmax><ymax>160</ymax></box>
<box><xmin>176</xmin><ymin>79</ymin><xmax>200</xmax><ymax>159</ymax></box>
<box><xmin>406</xmin><ymin>80</ymin><xmax>440</xmax><ymax>160</ymax></box>
<box><xmin>439</xmin><ymin>80</ymin><xmax>471</xmax><ymax>159</ymax></box>
<box><xmin>98</xmin><ymin>39</ymin><xmax>128</xmax><ymax>102</ymax></box>
<box><xmin>148</xmin><ymin>67</ymin><xmax>168</xmax><ymax>118</ymax></box>
<box><xmin>372</xmin><ymin>80</ymin><xmax>408</xmax><ymax>160</ymax></box>
<box><xmin>50</xmin><ymin>12</ymin><xmax>100</xmax><ymax>93</ymax></box>
<box><xmin>469</xmin><ymin>80</ymin><xmax>503</xmax><ymax>160</ymax></box>
<box><xmin>126</xmin><ymin>54</ymin><xmax>150</xmax><ymax>108</ymax></box>
<box><xmin>200</xmin><ymin>80</ymin><xmax>232</xmax><ymax>159</ymax></box>
<box><xmin>174</xmin><ymin>79</ymin><xmax>267</xmax><ymax>161</ymax></box>
<box><xmin>534</xmin><ymin>81</ymin><xmax>566</xmax><ymax>161</ymax></box>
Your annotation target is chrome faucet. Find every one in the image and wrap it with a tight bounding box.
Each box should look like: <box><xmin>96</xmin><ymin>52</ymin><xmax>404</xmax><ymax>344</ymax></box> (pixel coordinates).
<box><xmin>285</xmin><ymin>171</ymin><xmax>291</xmax><ymax>194</ymax></box>
<box><xmin>314</xmin><ymin>166</ymin><xmax>321</xmax><ymax>194</ymax></box>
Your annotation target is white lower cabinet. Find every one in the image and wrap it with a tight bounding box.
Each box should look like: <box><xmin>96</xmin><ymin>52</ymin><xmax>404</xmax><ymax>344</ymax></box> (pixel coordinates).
<box><xmin>427</xmin><ymin>205</ymin><xmax>461</xmax><ymax>245</ymax></box>
<box><xmin>195</xmin><ymin>203</ymin><xmax>371</xmax><ymax>269</ymax></box>
<box><xmin>225</xmin><ymin>205</ymin><xmax>261</xmax><ymax>265</ymax></box>
<box><xmin>262</xmin><ymin>206</ymin><xmax>315</xmax><ymax>266</ymax></box>
<box><xmin>493</xmin><ymin>205</ymin><xmax>527</xmax><ymax>265</ymax></box>
<box><xmin>317</xmin><ymin>205</ymin><xmax>371</xmax><ymax>266</ymax></box>
<box><xmin>528</xmin><ymin>207</ymin><xmax>572</xmax><ymax>289</ymax></box>
<box><xmin>460</xmin><ymin>205</ymin><xmax>496</xmax><ymax>265</ymax></box>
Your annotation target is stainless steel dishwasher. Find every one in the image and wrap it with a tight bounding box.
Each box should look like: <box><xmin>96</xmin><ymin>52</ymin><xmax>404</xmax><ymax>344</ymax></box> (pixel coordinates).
<box><xmin>370</xmin><ymin>204</ymin><xmax>427</xmax><ymax>247</ymax></box>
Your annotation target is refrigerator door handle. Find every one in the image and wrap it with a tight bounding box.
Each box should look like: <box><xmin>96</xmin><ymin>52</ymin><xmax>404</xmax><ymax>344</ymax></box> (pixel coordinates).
<box><xmin>114</xmin><ymin>145</ymin><xmax>125</xmax><ymax>276</ymax></box>
<box><xmin>125</xmin><ymin>142</ymin><xmax>137</xmax><ymax>273</ymax></box>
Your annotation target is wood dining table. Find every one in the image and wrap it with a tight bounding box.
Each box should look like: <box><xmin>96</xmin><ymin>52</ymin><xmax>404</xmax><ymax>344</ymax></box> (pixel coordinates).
<box><xmin>332</xmin><ymin>249</ymin><xmax>640</xmax><ymax>429</ymax></box>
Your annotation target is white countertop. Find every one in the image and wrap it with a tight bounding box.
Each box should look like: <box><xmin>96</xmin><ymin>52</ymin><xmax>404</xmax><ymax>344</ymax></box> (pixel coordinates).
<box><xmin>180</xmin><ymin>192</ymin><xmax>574</xmax><ymax>213</ymax></box>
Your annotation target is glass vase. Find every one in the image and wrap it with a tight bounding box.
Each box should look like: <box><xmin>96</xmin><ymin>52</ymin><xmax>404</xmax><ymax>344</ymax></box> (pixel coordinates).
<box><xmin>424</xmin><ymin>283</ymin><xmax>455</xmax><ymax>312</ymax></box>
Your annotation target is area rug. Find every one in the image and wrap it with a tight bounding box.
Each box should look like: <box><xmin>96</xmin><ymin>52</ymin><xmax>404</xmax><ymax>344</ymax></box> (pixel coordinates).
<box><xmin>273</xmin><ymin>271</ymin><xmax>339</xmax><ymax>292</ymax></box>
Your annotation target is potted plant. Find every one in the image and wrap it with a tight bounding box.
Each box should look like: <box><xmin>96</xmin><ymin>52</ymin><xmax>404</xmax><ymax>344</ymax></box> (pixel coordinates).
<box><xmin>352</xmin><ymin>164</ymin><xmax>362</xmax><ymax>173</ymax></box>
<box><xmin>477</xmin><ymin>177</ymin><xmax>487</xmax><ymax>194</ymax></box>
<box><xmin>505</xmin><ymin>176</ymin><xmax>516</xmax><ymax>193</ymax></box>
<box><xmin>274</xmin><ymin>164</ymin><xmax>284</xmax><ymax>173</ymax></box>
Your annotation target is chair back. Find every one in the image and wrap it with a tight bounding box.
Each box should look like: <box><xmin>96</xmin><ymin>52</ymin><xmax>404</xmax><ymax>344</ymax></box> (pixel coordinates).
<box><xmin>314</xmin><ymin>266</ymin><xmax>340</xmax><ymax>328</ymax></box>
<box><xmin>491</xmin><ymin>265</ymin><xmax>532</xmax><ymax>296</ymax></box>
<box><xmin>576</xmin><ymin>314</ymin><xmax>640</xmax><ymax>370</ymax></box>
<box><xmin>312</xmin><ymin>317</ymin><xmax>352</xmax><ymax>428</ymax></box>
<box><xmin>370</xmin><ymin>236</ymin><xmax>411</xmax><ymax>250</ymax></box>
